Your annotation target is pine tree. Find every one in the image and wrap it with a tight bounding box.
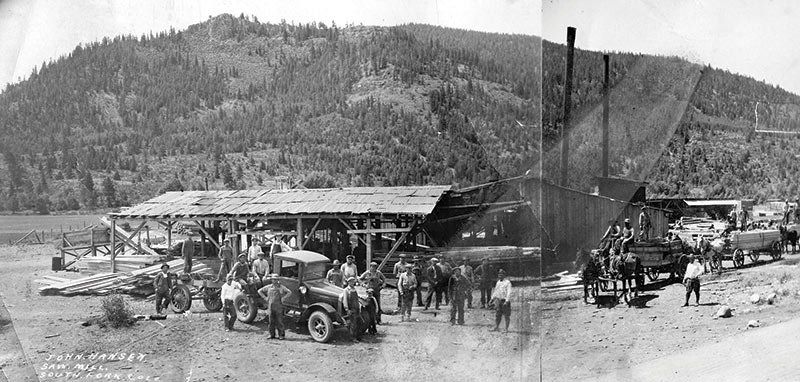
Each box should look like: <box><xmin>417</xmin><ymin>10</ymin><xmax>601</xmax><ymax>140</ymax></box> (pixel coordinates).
<box><xmin>102</xmin><ymin>176</ymin><xmax>117</xmax><ymax>207</ymax></box>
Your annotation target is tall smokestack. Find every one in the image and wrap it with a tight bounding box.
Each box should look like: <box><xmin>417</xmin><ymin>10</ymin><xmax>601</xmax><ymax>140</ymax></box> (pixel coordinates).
<box><xmin>602</xmin><ymin>54</ymin><xmax>610</xmax><ymax>178</ymax></box>
<box><xmin>561</xmin><ymin>27</ymin><xmax>576</xmax><ymax>187</ymax></box>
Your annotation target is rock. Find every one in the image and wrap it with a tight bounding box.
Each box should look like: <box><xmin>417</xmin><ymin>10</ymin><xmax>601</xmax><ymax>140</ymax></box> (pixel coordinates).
<box><xmin>750</xmin><ymin>294</ymin><xmax>761</xmax><ymax>304</ymax></box>
<box><xmin>766</xmin><ymin>293</ymin><xmax>777</xmax><ymax>304</ymax></box>
<box><xmin>747</xmin><ymin>320</ymin><xmax>760</xmax><ymax>328</ymax></box>
<box><xmin>716</xmin><ymin>305</ymin><xmax>732</xmax><ymax>318</ymax></box>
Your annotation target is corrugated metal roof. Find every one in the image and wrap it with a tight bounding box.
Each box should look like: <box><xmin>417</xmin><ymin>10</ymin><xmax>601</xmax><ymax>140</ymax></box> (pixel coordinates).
<box><xmin>111</xmin><ymin>186</ymin><xmax>452</xmax><ymax>219</ymax></box>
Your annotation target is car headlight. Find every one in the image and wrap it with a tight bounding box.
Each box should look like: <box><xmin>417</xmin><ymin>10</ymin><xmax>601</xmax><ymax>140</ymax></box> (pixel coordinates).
<box><xmin>299</xmin><ymin>285</ymin><xmax>308</xmax><ymax>295</ymax></box>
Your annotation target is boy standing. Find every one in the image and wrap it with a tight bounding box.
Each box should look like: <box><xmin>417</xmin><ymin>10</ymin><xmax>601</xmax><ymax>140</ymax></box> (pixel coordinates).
<box><xmin>220</xmin><ymin>274</ymin><xmax>241</xmax><ymax>331</ymax></box>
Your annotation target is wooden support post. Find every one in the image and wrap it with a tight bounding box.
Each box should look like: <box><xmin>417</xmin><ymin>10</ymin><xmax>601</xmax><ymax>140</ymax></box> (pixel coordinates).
<box><xmin>90</xmin><ymin>229</ymin><xmax>96</xmax><ymax>258</ymax></box>
<box><xmin>167</xmin><ymin>221</ymin><xmax>172</xmax><ymax>250</ymax></box>
<box><xmin>297</xmin><ymin>218</ymin><xmax>304</xmax><ymax>250</ymax></box>
<box><xmin>366</xmin><ymin>216</ymin><xmax>373</xmax><ymax>266</ymax></box>
<box><xmin>200</xmin><ymin>221</ymin><xmax>206</xmax><ymax>258</ymax></box>
<box><xmin>110</xmin><ymin>219</ymin><xmax>116</xmax><ymax>273</ymax></box>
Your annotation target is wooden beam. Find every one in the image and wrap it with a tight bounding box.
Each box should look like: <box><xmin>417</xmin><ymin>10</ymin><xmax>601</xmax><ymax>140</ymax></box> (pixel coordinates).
<box><xmin>421</xmin><ymin>227</ymin><xmax>440</xmax><ymax>248</ymax></box>
<box><xmin>377</xmin><ymin>231</ymin><xmax>409</xmax><ymax>272</ymax></box>
<box><xmin>302</xmin><ymin>218</ymin><xmax>322</xmax><ymax>249</ymax></box>
<box><xmin>338</xmin><ymin>218</ymin><xmax>368</xmax><ymax>247</ymax></box>
<box><xmin>346</xmin><ymin>227</ymin><xmax>413</xmax><ymax>234</ymax></box>
<box><xmin>195</xmin><ymin>220</ymin><xmax>220</xmax><ymax>249</ymax></box>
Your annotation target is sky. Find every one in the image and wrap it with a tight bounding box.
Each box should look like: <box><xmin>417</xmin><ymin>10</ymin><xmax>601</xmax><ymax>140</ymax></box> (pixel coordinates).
<box><xmin>543</xmin><ymin>0</ymin><xmax>800</xmax><ymax>95</ymax></box>
<box><xmin>0</xmin><ymin>0</ymin><xmax>541</xmax><ymax>90</ymax></box>
<box><xmin>3</xmin><ymin>1</ymin><xmax>800</xmax><ymax>96</ymax></box>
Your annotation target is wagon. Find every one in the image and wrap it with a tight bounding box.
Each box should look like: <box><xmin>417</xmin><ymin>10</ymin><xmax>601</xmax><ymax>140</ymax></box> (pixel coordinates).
<box><xmin>708</xmin><ymin>229</ymin><xmax>782</xmax><ymax>272</ymax></box>
<box><xmin>169</xmin><ymin>273</ymin><xmax>223</xmax><ymax>313</ymax></box>
<box><xmin>628</xmin><ymin>238</ymin><xmax>690</xmax><ymax>282</ymax></box>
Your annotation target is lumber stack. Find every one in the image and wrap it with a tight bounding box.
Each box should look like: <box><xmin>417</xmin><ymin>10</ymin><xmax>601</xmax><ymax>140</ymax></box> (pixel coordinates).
<box><xmin>76</xmin><ymin>254</ymin><xmax>165</xmax><ymax>273</ymax></box>
<box><xmin>37</xmin><ymin>260</ymin><xmax>213</xmax><ymax>297</ymax></box>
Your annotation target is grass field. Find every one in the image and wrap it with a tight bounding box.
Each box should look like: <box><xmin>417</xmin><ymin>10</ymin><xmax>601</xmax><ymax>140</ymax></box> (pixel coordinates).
<box><xmin>0</xmin><ymin>215</ymin><xmax>101</xmax><ymax>245</ymax></box>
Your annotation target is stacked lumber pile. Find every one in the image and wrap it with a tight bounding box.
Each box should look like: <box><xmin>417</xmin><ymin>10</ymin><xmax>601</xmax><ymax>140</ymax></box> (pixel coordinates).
<box><xmin>77</xmin><ymin>254</ymin><xmax>165</xmax><ymax>273</ymax></box>
<box><xmin>37</xmin><ymin>260</ymin><xmax>212</xmax><ymax>297</ymax></box>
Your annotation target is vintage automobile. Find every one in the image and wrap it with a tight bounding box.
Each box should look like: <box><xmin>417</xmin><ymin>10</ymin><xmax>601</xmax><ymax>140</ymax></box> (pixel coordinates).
<box><xmin>233</xmin><ymin>250</ymin><xmax>368</xmax><ymax>342</ymax></box>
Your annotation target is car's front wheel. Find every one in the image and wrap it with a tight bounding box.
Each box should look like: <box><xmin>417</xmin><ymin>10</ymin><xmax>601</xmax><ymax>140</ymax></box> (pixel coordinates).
<box><xmin>307</xmin><ymin>310</ymin><xmax>334</xmax><ymax>343</ymax></box>
<box><xmin>235</xmin><ymin>294</ymin><xmax>257</xmax><ymax>323</ymax></box>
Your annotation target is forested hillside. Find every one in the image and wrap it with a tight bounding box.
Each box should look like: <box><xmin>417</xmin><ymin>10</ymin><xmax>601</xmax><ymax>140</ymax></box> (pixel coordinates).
<box><xmin>543</xmin><ymin>40</ymin><xmax>800</xmax><ymax>201</ymax></box>
<box><xmin>0</xmin><ymin>14</ymin><xmax>539</xmax><ymax>213</ymax></box>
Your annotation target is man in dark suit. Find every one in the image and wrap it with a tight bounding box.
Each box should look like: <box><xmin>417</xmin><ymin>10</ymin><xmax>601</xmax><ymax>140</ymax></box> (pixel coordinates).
<box><xmin>424</xmin><ymin>257</ymin><xmax>443</xmax><ymax>310</ymax></box>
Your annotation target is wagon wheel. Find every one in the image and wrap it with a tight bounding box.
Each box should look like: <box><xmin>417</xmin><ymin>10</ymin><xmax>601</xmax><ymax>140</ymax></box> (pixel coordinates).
<box><xmin>771</xmin><ymin>241</ymin><xmax>783</xmax><ymax>260</ymax></box>
<box><xmin>675</xmin><ymin>255</ymin><xmax>689</xmax><ymax>280</ymax></box>
<box><xmin>202</xmin><ymin>288</ymin><xmax>223</xmax><ymax>312</ymax></box>
<box><xmin>733</xmin><ymin>249</ymin><xmax>745</xmax><ymax>268</ymax></box>
<box><xmin>170</xmin><ymin>285</ymin><xmax>192</xmax><ymax>313</ymax></box>
<box><xmin>645</xmin><ymin>267</ymin><xmax>659</xmax><ymax>282</ymax></box>
<box><xmin>748</xmin><ymin>250</ymin><xmax>760</xmax><ymax>263</ymax></box>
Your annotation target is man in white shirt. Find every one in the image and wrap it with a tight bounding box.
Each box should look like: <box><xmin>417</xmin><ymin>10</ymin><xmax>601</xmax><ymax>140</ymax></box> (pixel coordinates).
<box><xmin>220</xmin><ymin>274</ymin><xmax>242</xmax><ymax>331</ymax></box>
<box><xmin>251</xmin><ymin>252</ymin><xmax>271</xmax><ymax>283</ymax></box>
<box><xmin>398</xmin><ymin>266</ymin><xmax>416</xmax><ymax>322</ymax></box>
<box><xmin>682</xmin><ymin>256</ymin><xmax>704</xmax><ymax>307</ymax></box>
<box><xmin>393</xmin><ymin>254</ymin><xmax>409</xmax><ymax>310</ymax></box>
<box><xmin>340</xmin><ymin>255</ymin><xmax>359</xmax><ymax>281</ymax></box>
<box><xmin>248</xmin><ymin>239</ymin><xmax>264</xmax><ymax>263</ymax></box>
<box><xmin>490</xmin><ymin>269</ymin><xmax>512</xmax><ymax>333</ymax></box>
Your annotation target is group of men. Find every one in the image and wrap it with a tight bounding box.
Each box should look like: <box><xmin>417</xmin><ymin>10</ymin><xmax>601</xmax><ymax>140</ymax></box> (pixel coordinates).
<box><xmin>394</xmin><ymin>254</ymin><xmax>513</xmax><ymax>332</ymax></box>
<box><xmin>782</xmin><ymin>199</ymin><xmax>800</xmax><ymax>225</ymax></box>
<box><xmin>600</xmin><ymin>205</ymin><xmax>652</xmax><ymax>258</ymax></box>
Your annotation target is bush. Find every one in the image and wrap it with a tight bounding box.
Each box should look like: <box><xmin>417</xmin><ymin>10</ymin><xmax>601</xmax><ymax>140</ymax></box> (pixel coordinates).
<box><xmin>101</xmin><ymin>294</ymin><xmax>137</xmax><ymax>328</ymax></box>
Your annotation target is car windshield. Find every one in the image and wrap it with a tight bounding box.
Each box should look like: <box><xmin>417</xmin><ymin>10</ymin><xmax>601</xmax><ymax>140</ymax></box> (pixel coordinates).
<box><xmin>304</xmin><ymin>262</ymin><xmax>327</xmax><ymax>280</ymax></box>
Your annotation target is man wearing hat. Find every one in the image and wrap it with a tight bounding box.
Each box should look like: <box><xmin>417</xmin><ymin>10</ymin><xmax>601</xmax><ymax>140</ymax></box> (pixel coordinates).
<box><xmin>229</xmin><ymin>253</ymin><xmax>254</xmax><ymax>288</ymax></box>
<box><xmin>182</xmin><ymin>233</ymin><xmax>194</xmax><ymax>274</ymax></box>
<box><xmin>398</xmin><ymin>265</ymin><xmax>416</xmax><ymax>321</ymax></box>
<box><xmin>215</xmin><ymin>238</ymin><xmax>235</xmax><ymax>282</ymax></box>
<box><xmin>458</xmin><ymin>257</ymin><xmax>475</xmax><ymax>309</ymax></box>
<box><xmin>326</xmin><ymin>259</ymin><xmax>344</xmax><ymax>287</ymax></box>
<box><xmin>489</xmin><ymin>269</ymin><xmax>512</xmax><ymax>333</ymax></box>
<box><xmin>339</xmin><ymin>277</ymin><xmax>362</xmax><ymax>342</ymax></box>
<box><xmin>153</xmin><ymin>263</ymin><xmax>172</xmax><ymax>314</ymax></box>
<box><xmin>340</xmin><ymin>255</ymin><xmax>359</xmax><ymax>282</ymax></box>
<box><xmin>619</xmin><ymin>218</ymin><xmax>634</xmax><ymax>253</ymax></box>
<box><xmin>474</xmin><ymin>258</ymin><xmax>496</xmax><ymax>309</ymax></box>
<box><xmin>412</xmin><ymin>256</ymin><xmax>424</xmax><ymax>306</ymax></box>
<box><xmin>448</xmin><ymin>267</ymin><xmax>469</xmax><ymax>325</ymax></box>
<box><xmin>258</xmin><ymin>274</ymin><xmax>292</xmax><ymax>339</ymax></box>
<box><xmin>682</xmin><ymin>255</ymin><xmax>704</xmax><ymax>307</ymax></box>
<box><xmin>359</xmin><ymin>262</ymin><xmax>386</xmax><ymax>324</ymax></box>
<box><xmin>221</xmin><ymin>274</ymin><xmax>241</xmax><ymax>331</ymax></box>
<box><xmin>251</xmin><ymin>252</ymin><xmax>271</xmax><ymax>283</ymax></box>
<box><xmin>424</xmin><ymin>257</ymin><xmax>444</xmax><ymax>310</ymax></box>
<box><xmin>393</xmin><ymin>254</ymin><xmax>410</xmax><ymax>310</ymax></box>
<box><xmin>248</xmin><ymin>238</ymin><xmax>264</xmax><ymax>263</ymax></box>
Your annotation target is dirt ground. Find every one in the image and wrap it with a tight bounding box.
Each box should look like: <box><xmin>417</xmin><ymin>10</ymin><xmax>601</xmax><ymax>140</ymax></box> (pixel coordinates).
<box><xmin>541</xmin><ymin>250</ymin><xmax>800</xmax><ymax>381</ymax></box>
<box><xmin>0</xmin><ymin>245</ymin><xmax>538</xmax><ymax>382</ymax></box>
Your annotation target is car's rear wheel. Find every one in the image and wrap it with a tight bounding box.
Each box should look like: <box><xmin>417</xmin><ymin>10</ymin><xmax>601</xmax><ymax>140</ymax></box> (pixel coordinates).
<box><xmin>307</xmin><ymin>310</ymin><xmax>334</xmax><ymax>343</ymax></box>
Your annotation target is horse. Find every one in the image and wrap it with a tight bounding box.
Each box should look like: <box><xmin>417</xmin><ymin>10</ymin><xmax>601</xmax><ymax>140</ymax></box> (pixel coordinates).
<box><xmin>575</xmin><ymin>249</ymin><xmax>603</xmax><ymax>304</ymax></box>
<box><xmin>779</xmin><ymin>224</ymin><xmax>798</xmax><ymax>254</ymax></box>
<box><xmin>608</xmin><ymin>251</ymin><xmax>643</xmax><ymax>303</ymax></box>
